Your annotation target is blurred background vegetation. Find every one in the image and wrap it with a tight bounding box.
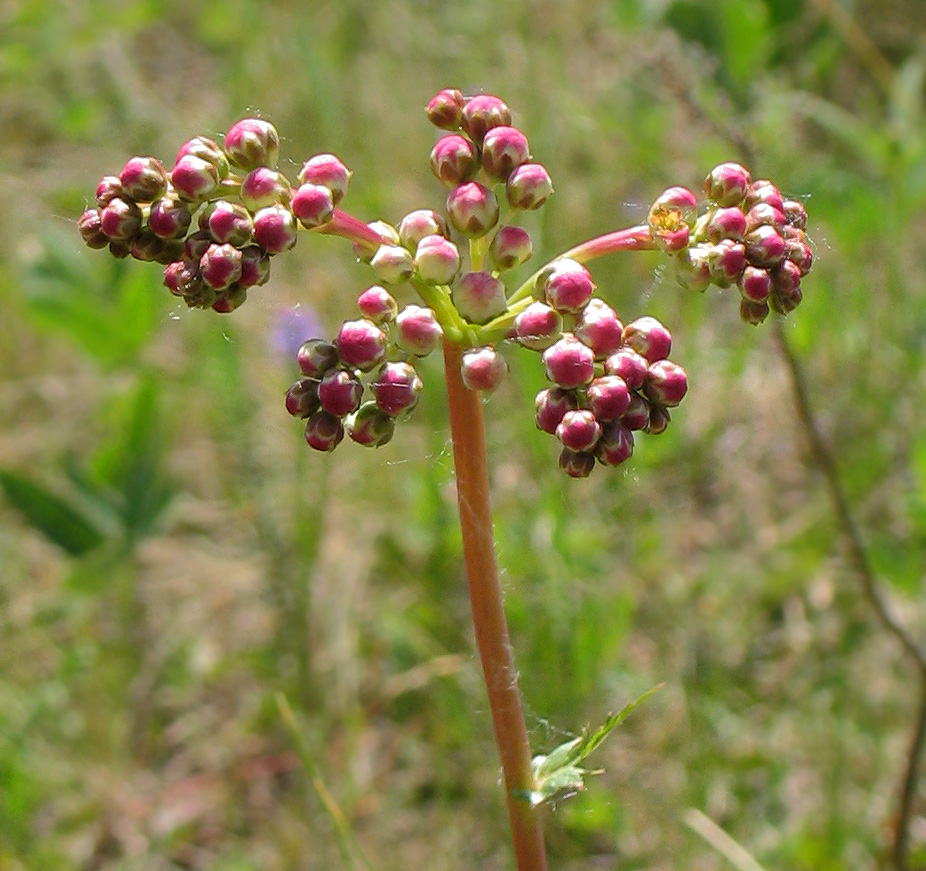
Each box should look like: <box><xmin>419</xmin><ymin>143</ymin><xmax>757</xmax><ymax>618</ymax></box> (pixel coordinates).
<box><xmin>2</xmin><ymin>0</ymin><xmax>926</xmax><ymax>868</ymax></box>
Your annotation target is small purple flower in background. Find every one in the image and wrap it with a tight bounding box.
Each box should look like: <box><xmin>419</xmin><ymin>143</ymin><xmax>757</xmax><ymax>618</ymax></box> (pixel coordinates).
<box><xmin>270</xmin><ymin>305</ymin><xmax>324</xmax><ymax>360</ymax></box>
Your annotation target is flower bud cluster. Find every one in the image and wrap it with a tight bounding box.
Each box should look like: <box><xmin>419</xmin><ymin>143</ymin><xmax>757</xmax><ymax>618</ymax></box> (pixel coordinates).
<box><xmin>514</xmin><ymin>262</ymin><xmax>688</xmax><ymax>477</ymax></box>
<box><xmin>79</xmin><ymin>119</ymin><xmax>351</xmax><ymax>312</ymax></box>
<box><xmin>652</xmin><ymin>162</ymin><xmax>813</xmax><ymax>324</ymax></box>
<box><xmin>285</xmin><ymin>286</ymin><xmax>443</xmax><ymax>451</ymax></box>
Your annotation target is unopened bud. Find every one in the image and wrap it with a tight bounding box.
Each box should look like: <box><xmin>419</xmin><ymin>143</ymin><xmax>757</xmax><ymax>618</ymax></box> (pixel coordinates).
<box><xmin>171</xmin><ymin>154</ymin><xmax>221</xmax><ymax>202</ymax></box>
<box><xmin>542</xmin><ymin>335</ymin><xmax>595</xmax><ymax>389</ymax></box>
<box><xmin>239</xmin><ymin>246</ymin><xmax>271</xmax><ymax>287</ymax></box>
<box><xmin>587</xmin><ymin>375</ymin><xmax>631</xmax><ymax>421</ymax></box>
<box><xmin>200</xmin><ymin>243</ymin><xmax>243</xmax><ymax>290</ymax></box>
<box><xmin>240</xmin><ymin>168</ymin><xmax>293</xmax><ymax>211</ymax></box>
<box><xmin>481</xmin><ymin>126</ymin><xmax>530</xmax><ymax>184</ymax></box>
<box><xmin>772</xmin><ymin>259</ymin><xmax>802</xmax><ymax>297</ymax></box>
<box><xmin>770</xmin><ymin>284</ymin><xmax>803</xmax><ymax>315</ymax></box>
<box><xmin>203</xmin><ymin>200</ymin><xmax>253</xmax><ymax>246</ymax></box>
<box><xmin>447</xmin><ymin>181</ymin><xmax>499</xmax><ymax>238</ymax></box>
<box><xmin>120</xmin><ymin>156</ymin><xmax>169</xmax><ymax>203</ymax></box>
<box><xmin>645</xmin><ymin>404</ymin><xmax>671</xmax><ymax>435</ymax></box>
<box><xmin>543</xmin><ymin>259</ymin><xmax>595</xmax><ymax>314</ymax></box>
<box><xmin>395</xmin><ymin>305</ymin><xmax>443</xmax><ymax>356</ymax></box>
<box><xmin>304</xmin><ymin>410</ymin><xmax>344</xmax><ymax>452</ymax></box>
<box><xmin>357</xmin><ymin>286</ymin><xmax>398</xmax><ymax>324</ymax></box>
<box><xmin>149</xmin><ymin>197</ymin><xmax>192</xmax><ymax>240</ymax></box>
<box><xmin>224</xmin><ymin>117</ymin><xmax>280</xmax><ymax>171</ymax></box>
<box><xmin>515</xmin><ymin>302</ymin><xmax>563</xmax><ymax>351</ymax></box>
<box><xmin>740</xmin><ymin>298</ymin><xmax>770</xmax><ymax>324</ymax></box>
<box><xmin>347</xmin><ymin>402</ymin><xmax>396</xmax><ymax>447</ymax></box>
<box><xmin>738</xmin><ymin>265</ymin><xmax>772</xmax><ymax>303</ymax></box>
<box><xmin>371</xmin><ymin>244</ymin><xmax>414</xmax><ymax>285</ymax></box>
<box><xmin>782</xmin><ymin>199</ymin><xmax>808</xmax><ymax>229</ymax></box>
<box><xmin>292</xmin><ymin>183</ymin><xmax>335</xmax><ymax>229</ymax></box>
<box><xmin>415</xmin><ymin>234</ymin><xmax>460</xmax><ymax>284</ymax></box>
<box><xmin>336</xmin><ymin>319</ymin><xmax>387</xmax><ymax>371</ymax></box>
<box><xmin>78</xmin><ymin>209</ymin><xmax>108</xmax><ymax>248</ymax></box>
<box><xmin>559</xmin><ymin>448</ymin><xmax>595</xmax><ymax>478</ymax></box>
<box><xmin>595</xmin><ymin>421</ymin><xmax>634</xmax><ymax>466</ymax></box>
<box><xmin>318</xmin><ymin>367</ymin><xmax>364</xmax><ymax>417</ymax></box>
<box><xmin>704</xmin><ymin>206</ymin><xmax>747</xmax><ymax>242</ymax></box>
<box><xmin>707</xmin><ymin>239</ymin><xmax>747</xmax><ymax>287</ymax></box>
<box><xmin>621</xmin><ymin>394</ymin><xmax>651</xmax><ymax>431</ymax></box>
<box><xmin>704</xmin><ymin>162</ymin><xmax>751</xmax><ymax>207</ymax></box>
<box><xmin>96</xmin><ymin>176</ymin><xmax>123</xmax><ymax>207</ymax></box>
<box><xmin>129</xmin><ymin>229</ymin><xmax>165</xmax><ymax>262</ymax></box>
<box><xmin>535</xmin><ymin>387</ymin><xmax>577</xmax><ymax>434</ymax></box>
<box><xmin>430</xmin><ymin>135</ymin><xmax>479</xmax><ymax>186</ymax></box>
<box><xmin>785</xmin><ymin>237</ymin><xmax>813</xmax><ymax>275</ymax></box>
<box><xmin>212</xmin><ymin>285</ymin><xmax>247</xmax><ymax>313</ymax></box>
<box><xmin>399</xmin><ymin>209</ymin><xmax>448</xmax><ymax>250</ymax></box>
<box><xmin>644</xmin><ymin>360</ymin><xmax>688</xmax><ymax>407</ymax></box>
<box><xmin>373</xmin><ymin>362</ymin><xmax>423</xmax><ymax>415</ymax></box>
<box><xmin>557</xmin><ymin>409</ymin><xmax>601</xmax><ymax>452</ymax></box>
<box><xmin>100</xmin><ymin>197</ymin><xmax>142</xmax><ymax>242</ymax></box>
<box><xmin>506</xmin><ymin>163</ymin><xmax>554</xmax><ymax>210</ymax></box>
<box><xmin>490</xmin><ymin>225</ymin><xmax>532</xmax><ymax>270</ymax></box>
<box><xmin>461</xmin><ymin>94</ymin><xmax>512</xmax><ymax>144</ymax></box>
<box><xmin>621</xmin><ymin>317</ymin><xmax>671</xmax><ymax>363</ymax></box>
<box><xmin>745</xmin><ymin>203</ymin><xmax>786</xmax><ymax>234</ymax></box>
<box><xmin>285</xmin><ymin>378</ymin><xmax>321</xmax><ymax>418</ymax></box>
<box><xmin>427</xmin><ymin>89</ymin><xmax>465</xmax><ymax>130</ymax></box>
<box><xmin>604</xmin><ymin>347</ymin><xmax>648</xmax><ymax>389</ymax></box>
<box><xmin>253</xmin><ymin>204</ymin><xmax>298</xmax><ymax>253</ymax></box>
<box><xmin>574</xmin><ymin>298</ymin><xmax>624</xmax><ymax>359</ymax></box>
<box><xmin>453</xmin><ymin>271</ymin><xmax>507</xmax><ymax>323</ymax></box>
<box><xmin>744</xmin><ymin>225</ymin><xmax>786</xmax><ymax>269</ymax></box>
<box><xmin>461</xmin><ymin>346</ymin><xmax>508</xmax><ymax>393</ymax></box>
<box><xmin>297</xmin><ymin>339</ymin><xmax>339</xmax><ymax>378</ymax></box>
<box><xmin>297</xmin><ymin>153</ymin><xmax>351</xmax><ymax>205</ymax></box>
<box><xmin>177</xmin><ymin>136</ymin><xmax>230</xmax><ymax>178</ymax></box>
<box><xmin>744</xmin><ymin>180</ymin><xmax>784</xmax><ymax>213</ymax></box>
<box><xmin>673</xmin><ymin>246</ymin><xmax>712</xmax><ymax>293</ymax></box>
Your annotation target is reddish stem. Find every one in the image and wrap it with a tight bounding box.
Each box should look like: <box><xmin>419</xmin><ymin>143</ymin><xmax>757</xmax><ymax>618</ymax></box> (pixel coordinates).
<box><xmin>316</xmin><ymin>208</ymin><xmax>390</xmax><ymax>254</ymax></box>
<box><xmin>442</xmin><ymin>340</ymin><xmax>548</xmax><ymax>871</ymax></box>
<box><xmin>561</xmin><ymin>224</ymin><xmax>655</xmax><ymax>262</ymax></box>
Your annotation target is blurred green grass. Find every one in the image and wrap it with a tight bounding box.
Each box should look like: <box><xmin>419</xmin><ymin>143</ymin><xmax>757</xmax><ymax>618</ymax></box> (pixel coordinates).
<box><xmin>2</xmin><ymin>0</ymin><xmax>926</xmax><ymax>868</ymax></box>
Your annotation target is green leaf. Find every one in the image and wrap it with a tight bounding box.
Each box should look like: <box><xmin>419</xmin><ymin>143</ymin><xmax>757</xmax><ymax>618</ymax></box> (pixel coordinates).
<box><xmin>0</xmin><ymin>470</ymin><xmax>106</xmax><ymax>556</ymax></box>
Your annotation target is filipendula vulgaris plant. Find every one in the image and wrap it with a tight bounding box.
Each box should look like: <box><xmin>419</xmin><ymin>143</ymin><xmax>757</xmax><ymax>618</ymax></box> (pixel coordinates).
<box><xmin>79</xmin><ymin>89</ymin><xmax>813</xmax><ymax>871</ymax></box>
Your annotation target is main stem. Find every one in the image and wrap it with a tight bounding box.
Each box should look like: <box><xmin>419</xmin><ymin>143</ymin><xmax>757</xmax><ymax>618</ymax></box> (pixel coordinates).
<box><xmin>442</xmin><ymin>341</ymin><xmax>548</xmax><ymax>871</ymax></box>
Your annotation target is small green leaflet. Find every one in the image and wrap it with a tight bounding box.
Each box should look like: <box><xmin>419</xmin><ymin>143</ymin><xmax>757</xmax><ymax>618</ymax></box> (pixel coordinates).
<box><xmin>519</xmin><ymin>683</ymin><xmax>664</xmax><ymax>808</ymax></box>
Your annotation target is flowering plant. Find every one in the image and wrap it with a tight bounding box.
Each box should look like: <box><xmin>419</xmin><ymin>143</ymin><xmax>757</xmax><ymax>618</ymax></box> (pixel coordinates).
<box><xmin>79</xmin><ymin>88</ymin><xmax>813</xmax><ymax>870</ymax></box>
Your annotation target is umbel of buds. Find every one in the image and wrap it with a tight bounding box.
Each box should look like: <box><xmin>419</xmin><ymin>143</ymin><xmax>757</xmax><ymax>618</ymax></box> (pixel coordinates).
<box><xmin>80</xmin><ymin>90</ymin><xmax>813</xmax><ymax>476</ymax></box>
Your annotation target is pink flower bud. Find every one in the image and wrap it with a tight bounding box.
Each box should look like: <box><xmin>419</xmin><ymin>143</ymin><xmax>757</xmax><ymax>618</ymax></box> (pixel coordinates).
<box><xmin>357</xmin><ymin>286</ymin><xmax>398</xmax><ymax>324</ymax></box>
<box><xmin>171</xmin><ymin>154</ymin><xmax>221</xmax><ymax>202</ymax></box>
<box><xmin>453</xmin><ymin>271</ymin><xmax>507</xmax><ymax>323</ymax></box>
<box><xmin>557</xmin><ymin>409</ymin><xmax>601</xmax><ymax>452</ymax></box>
<box><xmin>304</xmin><ymin>410</ymin><xmax>344</xmax><ymax>452</ymax></box>
<box><xmin>707</xmin><ymin>239</ymin><xmax>747</xmax><ymax>287</ymax></box>
<box><xmin>621</xmin><ymin>394</ymin><xmax>651</xmax><ymax>431</ymax></box>
<box><xmin>740</xmin><ymin>298</ymin><xmax>770</xmax><ymax>325</ymax></box>
<box><xmin>744</xmin><ymin>180</ymin><xmax>784</xmax><ymax>213</ymax></box>
<box><xmin>705</xmin><ymin>206</ymin><xmax>747</xmax><ymax>242</ymax></box>
<box><xmin>78</xmin><ymin>209</ymin><xmax>108</xmax><ymax>248</ymax></box>
<box><xmin>177</xmin><ymin>136</ymin><xmax>230</xmax><ymax>178</ymax></box>
<box><xmin>770</xmin><ymin>284</ymin><xmax>803</xmax><ymax>315</ymax></box>
<box><xmin>481</xmin><ymin>126</ymin><xmax>530</xmax><ymax>184</ymax></box>
<box><xmin>489</xmin><ymin>225</ymin><xmax>532</xmax><ymax>270</ymax></box>
<box><xmin>203</xmin><ymin>200</ymin><xmax>253</xmax><ymax>246</ymax></box>
<box><xmin>240</xmin><ymin>168</ymin><xmax>292</xmax><ymax>212</ymax></box>
<box><xmin>297</xmin><ymin>339</ymin><xmax>339</xmax><ymax>378</ymax></box>
<box><xmin>621</xmin><ymin>316</ymin><xmax>671</xmax><ymax>363</ymax></box>
<box><xmin>371</xmin><ymin>244</ymin><xmax>414</xmax><ymax>284</ymax></box>
<box><xmin>772</xmin><ymin>259</ymin><xmax>802</xmax><ymax>297</ymax></box>
<box><xmin>398</xmin><ymin>209</ymin><xmax>448</xmax><ymax>251</ymax></box>
<box><xmin>297</xmin><ymin>153</ymin><xmax>351</xmax><ymax>205</ymax></box>
<box><xmin>318</xmin><ymin>367</ymin><xmax>363</xmax><ymax>417</ymax></box>
<box><xmin>543</xmin><ymin>260</ymin><xmax>595</xmax><ymax>314</ymax></box>
<box><xmin>239</xmin><ymin>246</ymin><xmax>271</xmax><ymax>287</ymax></box>
<box><xmin>559</xmin><ymin>448</ymin><xmax>595</xmax><ymax>478</ymax></box>
<box><xmin>535</xmin><ymin>387</ymin><xmax>577</xmax><ymax>434</ymax></box>
<box><xmin>96</xmin><ymin>176</ymin><xmax>123</xmax><ymax>207</ymax></box>
<box><xmin>200</xmin><ymin>243</ymin><xmax>242</xmax><ymax>290</ymax></box>
<box><xmin>164</xmin><ymin>260</ymin><xmax>201</xmax><ymax>297</ymax></box>
<box><xmin>644</xmin><ymin>360</ymin><xmax>688</xmax><ymax>407</ymax></box>
<box><xmin>745</xmin><ymin>203</ymin><xmax>786</xmax><ymax>234</ymax></box>
<box><xmin>648</xmin><ymin>186</ymin><xmax>697</xmax><ymax>252</ymax></box>
<box><xmin>430</xmin><ymin>135</ymin><xmax>479</xmax><ymax>186</ymax></box>
<box><xmin>396</xmin><ymin>305</ymin><xmax>443</xmax><ymax>356</ymax></box>
<box><xmin>253</xmin><ymin>204</ymin><xmax>298</xmax><ymax>253</ymax></box>
<box><xmin>704</xmin><ymin>162</ymin><xmax>751</xmax><ymax>207</ymax></box>
<box><xmin>515</xmin><ymin>302</ymin><xmax>563</xmax><ymax>351</ymax></box>
<box><xmin>782</xmin><ymin>199</ymin><xmax>808</xmax><ymax>229</ymax></box>
<box><xmin>336</xmin><ymin>319</ymin><xmax>387</xmax><ymax>371</ymax></box>
<box><xmin>224</xmin><ymin>117</ymin><xmax>280</xmax><ymax>170</ymax></box>
<box><xmin>119</xmin><ymin>156</ymin><xmax>168</xmax><ymax>203</ymax></box>
<box><xmin>739</xmin><ymin>265</ymin><xmax>772</xmax><ymax>303</ymax></box>
<box><xmin>673</xmin><ymin>246</ymin><xmax>712</xmax><ymax>293</ymax></box>
<box><xmin>427</xmin><ymin>89</ymin><xmax>465</xmax><ymax>130</ymax></box>
<box><xmin>645</xmin><ymin>405</ymin><xmax>671</xmax><ymax>435</ymax></box>
<box><xmin>212</xmin><ymin>285</ymin><xmax>248</xmax><ymax>314</ymax></box>
<box><xmin>604</xmin><ymin>347</ymin><xmax>648</xmax><ymax>389</ymax></box>
<box><xmin>587</xmin><ymin>375</ymin><xmax>631</xmax><ymax>421</ymax></box>
<box><xmin>574</xmin><ymin>298</ymin><xmax>624</xmax><ymax>359</ymax></box>
<box><xmin>447</xmin><ymin>181</ymin><xmax>499</xmax><ymax>238</ymax></box>
<box><xmin>353</xmin><ymin>221</ymin><xmax>399</xmax><ymax>262</ymax></box>
<box><xmin>347</xmin><ymin>402</ymin><xmax>396</xmax><ymax>447</ymax></box>
<box><xmin>415</xmin><ymin>234</ymin><xmax>460</xmax><ymax>284</ymax></box>
<box><xmin>292</xmin><ymin>183</ymin><xmax>335</xmax><ymax>229</ymax></box>
<box><xmin>506</xmin><ymin>163</ymin><xmax>554</xmax><ymax>210</ymax></box>
<box><xmin>461</xmin><ymin>95</ymin><xmax>512</xmax><ymax>144</ymax></box>
<box><xmin>129</xmin><ymin>229</ymin><xmax>165</xmax><ymax>262</ymax></box>
<box><xmin>542</xmin><ymin>335</ymin><xmax>595</xmax><ymax>388</ymax></box>
<box><xmin>108</xmin><ymin>240</ymin><xmax>132</xmax><ymax>259</ymax></box>
<box><xmin>149</xmin><ymin>197</ymin><xmax>192</xmax><ymax>240</ymax></box>
<box><xmin>100</xmin><ymin>197</ymin><xmax>142</xmax><ymax>242</ymax></box>
<box><xmin>373</xmin><ymin>362</ymin><xmax>423</xmax><ymax>415</ymax></box>
<box><xmin>461</xmin><ymin>346</ymin><xmax>508</xmax><ymax>392</ymax></box>
<box><xmin>285</xmin><ymin>378</ymin><xmax>321</xmax><ymax>418</ymax></box>
<box><xmin>785</xmin><ymin>237</ymin><xmax>813</xmax><ymax>275</ymax></box>
<box><xmin>595</xmin><ymin>421</ymin><xmax>634</xmax><ymax>466</ymax></box>
<box><xmin>184</xmin><ymin>229</ymin><xmax>212</xmax><ymax>263</ymax></box>
<box><xmin>744</xmin><ymin>225</ymin><xmax>786</xmax><ymax>269</ymax></box>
